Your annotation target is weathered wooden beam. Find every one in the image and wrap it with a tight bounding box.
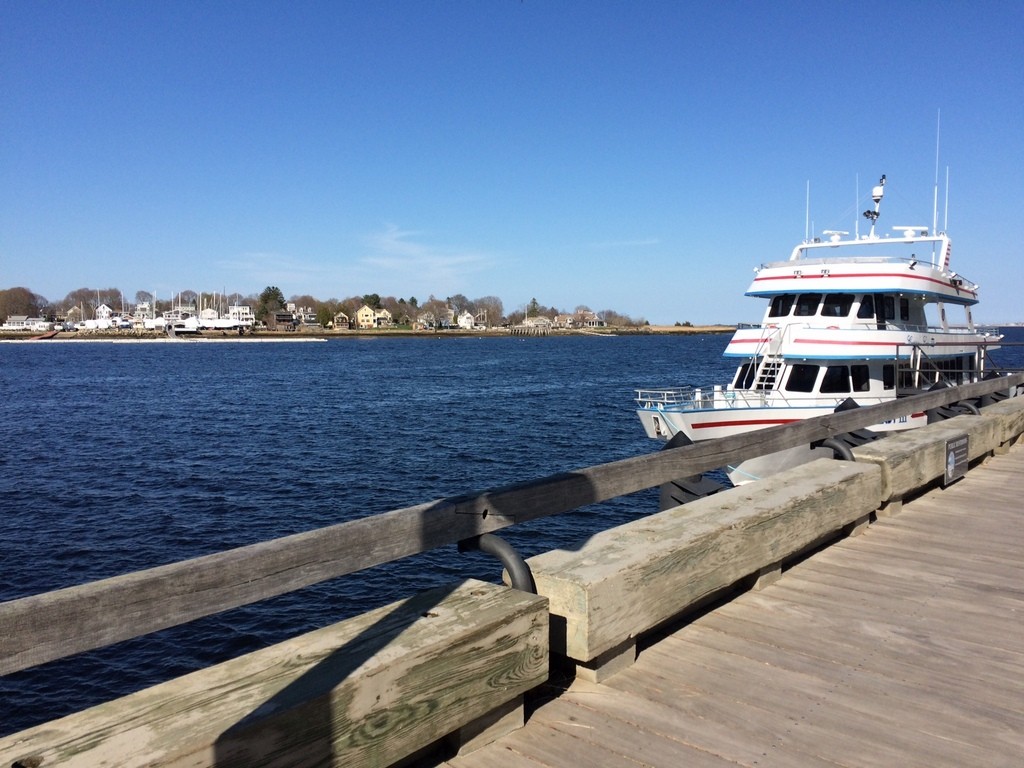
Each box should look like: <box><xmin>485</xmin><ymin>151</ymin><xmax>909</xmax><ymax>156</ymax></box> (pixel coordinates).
<box><xmin>1</xmin><ymin>374</ymin><xmax>1021</xmax><ymax>675</ymax></box>
<box><xmin>852</xmin><ymin>413</ymin><xmax>1002</xmax><ymax>502</ymax></box>
<box><xmin>978</xmin><ymin>394</ymin><xmax>1024</xmax><ymax>447</ymax></box>
<box><xmin>527</xmin><ymin>459</ymin><xmax>882</xmax><ymax>674</ymax></box>
<box><xmin>0</xmin><ymin>580</ymin><xmax>548</xmax><ymax>768</ymax></box>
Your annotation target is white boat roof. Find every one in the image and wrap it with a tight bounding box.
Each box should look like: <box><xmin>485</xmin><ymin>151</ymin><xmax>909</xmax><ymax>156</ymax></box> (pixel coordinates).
<box><xmin>746</xmin><ymin>228</ymin><xmax>979</xmax><ymax>306</ymax></box>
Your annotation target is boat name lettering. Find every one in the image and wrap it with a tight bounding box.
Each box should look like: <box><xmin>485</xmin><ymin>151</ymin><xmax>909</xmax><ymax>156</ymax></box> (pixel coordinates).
<box><xmin>880</xmin><ymin>416</ymin><xmax>909</xmax><ymax>425</ymax></box>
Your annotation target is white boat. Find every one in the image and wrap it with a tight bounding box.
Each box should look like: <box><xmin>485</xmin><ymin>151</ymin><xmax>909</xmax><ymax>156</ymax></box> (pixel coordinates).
<box><xmin>197</xmin><ymin>304</ymin><xmax>255</xmax><ymax>332</ymax></box>
<box><xmin>162</xmin><ymin>307</ymin><xmax>201</xmax><ymax>336</ymax></box>
<box><xmin>636</xmin><ymin>175</ymin><xmax>1006</xmax><ymax>485</ymax></box>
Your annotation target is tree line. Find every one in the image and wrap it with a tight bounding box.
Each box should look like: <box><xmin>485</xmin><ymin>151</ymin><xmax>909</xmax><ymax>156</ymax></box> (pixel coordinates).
<box><xmin>0</xmin><ymin>285</ymin><xmax>649</xmax><ymax>328</ymax></box>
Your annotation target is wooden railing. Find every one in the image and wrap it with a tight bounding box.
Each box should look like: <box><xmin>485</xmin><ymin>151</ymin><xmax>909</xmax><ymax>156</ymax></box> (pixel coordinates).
<box><xmin>2</xmin><ymin>373</ymin><xmax>1022</xmax><ymax>678</ymax></box>
<box><xmin>3</xmin><ymin>373</ymin><xmax>1024</xmax><ymax>767</ymax></box>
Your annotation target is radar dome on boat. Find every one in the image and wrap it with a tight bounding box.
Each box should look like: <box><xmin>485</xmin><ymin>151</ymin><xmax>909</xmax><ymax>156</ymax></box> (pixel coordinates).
<box><xmin>872</xmin><ymin>174</ymin><xmax>886</xmax><ymax>203</ymax></box>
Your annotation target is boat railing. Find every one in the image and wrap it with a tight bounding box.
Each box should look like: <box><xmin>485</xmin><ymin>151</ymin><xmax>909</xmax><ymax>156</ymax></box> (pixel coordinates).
<box><xmin>888</xmin><ymin>322</ymin><xmax>1002</xmax><ymax>338</ymax></box>
<box><xmin>766</xmin><ymin>254</ymin><xmax>930</xmax><ymax>269</ymax></box>
<box><xmin>636</xmin><ymin>385</ymin><xmax>745</xmax><ymax>411</ymax></box>
<box><xmin>635</xmin><ymin>386</ymin><xmax>897</xmax><ymax>412</ymax></box>
<box><xmin>733</xmin><ymin>320</ymin><xmax>1000</xmax><ymax>339</ymax></box>
<box><xmin>634</xmin><ymin>386</ymin><xmax>697</xmax><ymax>407</ymax></box>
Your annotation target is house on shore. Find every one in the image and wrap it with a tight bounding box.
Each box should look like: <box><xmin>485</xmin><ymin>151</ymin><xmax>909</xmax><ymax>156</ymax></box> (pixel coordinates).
<box><xmin>266</xmin><ymin>310</ymin><xmax>296</xmax><ymax>331</ymax></box>
<box><xmin>355</xmin><ymin>305</ymin><xmax>393</xmax><ymax>329</ymax></box>
<box><xmin>1</xmin><ymin>315</ymin><xmax>52</xmax><ymax>332</ymax></box>
<box><xmin>554</xmin><ymin>311</ymin><xmax>606</xmax><ymax>329</ymax></box>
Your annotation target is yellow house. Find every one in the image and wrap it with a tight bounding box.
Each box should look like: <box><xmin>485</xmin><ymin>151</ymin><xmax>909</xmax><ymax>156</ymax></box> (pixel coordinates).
<box><xmin>355</xmin><ymin>305</ymin><xmax>377</xmax><ymax>329</ymax></box>
<box><xmin>355</xmin><ymin>305</ymin><xmax>393</xmax><ymax>329</ymax></box>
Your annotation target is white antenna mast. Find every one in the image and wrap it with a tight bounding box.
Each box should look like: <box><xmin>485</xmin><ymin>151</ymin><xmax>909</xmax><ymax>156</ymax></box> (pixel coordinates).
<box><xmin>855</xmin><ymin>173</ymin><xmax>860</xmax><ymax>238</ymax></box>
<box><xmin>932</xmin><ymin>109</ymin><xmax>941</xmax><ymax>234</ymax></box>
<box><xmin>944</xmin><ymin>166</ymin><xmax>950</xmax><ymax>232</ymax></box>
<box><xmin>805</xmin><ymin>180</ymin><xmax>810</xmax><ymax>241</ymax></box>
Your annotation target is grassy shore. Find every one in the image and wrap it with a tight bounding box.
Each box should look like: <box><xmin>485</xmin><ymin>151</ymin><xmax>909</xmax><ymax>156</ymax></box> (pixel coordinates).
<box><xmin>1</xmin><ymin>324</ymin><xmax>735</xmax><ymax>342</ymax></box>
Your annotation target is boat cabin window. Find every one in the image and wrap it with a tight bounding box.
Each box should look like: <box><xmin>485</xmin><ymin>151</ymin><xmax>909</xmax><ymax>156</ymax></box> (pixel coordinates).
<box><xmin>857</xmin><ymin>295</ymin><xmax>875</xmax><ymax>319</ymax></box>
<box><xmin>851</xmin><ymin>364</ymin><xmax>870</xmax><ymax>392</ymax></box>
<box><xmin>875</xmin><ymin>295</ymin><xmax>910</xmax><ymax>324</ymax></box>
<box><xmin>820</xmin><ymin>365</ymin><xmax>851</xmax><ymax>393</ymax></box>
<box><xmin>821</xmin><ymin>294</ymin><xmax>854</xmax><ymax>317</ymax></box>
<box><xmin>883</xmin><ymin>364</ymin><xmax>895</xmax><ymax>390</ymax></box>
<box><xmin>785</xmin><ymin>364</ymin><xmax>818</xmax><ymax>392</ymax></box>
<box><xmin>769</xmin><ymin>294</ymin><xmax>795</xmax><ymax>317</ymax></box>
<box><xmin>898</xmin><ymin>363</ymin><xmax>917</xmax><ymax>389</ymax></box>
<box><xmin>880</xmin><ymin>295</ymin><xmax>896</xmax><ymax>321</ymax></box>
<box><xmin>962</xmin><ymin>354</ymin><xmax>976</xmax><ymax>380</ymax></box>
<box><xmin>934</xmin><ymin>356</ymin><xmax>968</xmax><ymax>385</ymax></box>
<box><xmin>733</xmin><ymin>358</ymin><xmax>760</xmax><ymax>389</ymax></box>
<box><xmin>794</xmin><ymin>293</ymin><xmax>822</xmax><ymax>317</ymax></box>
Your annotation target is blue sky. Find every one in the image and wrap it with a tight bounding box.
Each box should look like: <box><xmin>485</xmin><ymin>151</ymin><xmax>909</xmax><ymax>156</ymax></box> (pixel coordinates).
<box><xmin>2</xmin><ymin>1</ymin><xmax>1022</xmax><ymax>324</ymax></box>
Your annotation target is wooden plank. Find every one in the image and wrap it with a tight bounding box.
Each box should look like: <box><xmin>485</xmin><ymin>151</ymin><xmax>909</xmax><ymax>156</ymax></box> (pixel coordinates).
<box><xmin>615</xmin><ymin>649</ymin><xmax>948</xmax><ymax>766</ymax></box>
<box><xmin>643</xmin><ymin>633</ymin><xmax>1012</xmax><ymax>764</ymax></box>
<box><xmin>791</xmin><ymin>545</ymin><xmax>1024</xmax><ymax>611</ymax></box>
<box><xmin>841</xmin><ymin>537</ymin><xmax>1024</xmax><ymax>586</ymax></box>
<box><xmin>602</xmin><ymin>666</ymin><xmax>850</xmax><ymax>767</ymax></box>
<box><xmin>764</xmin><ymin>575</ymin><xmax>1024</xmax><ymax>652</ymax></box>
<box><xmin>467</xmin><ymin>717</ymin><xmax>646</xmax><ymax>768</ymax></box>
<box><xmin>527</xmin><ymin>692</ymin><xmax>740</xmax><ymax>767</ymax></box>
<box><xmin>758</xmin><ymin>582</ymin><xmax>1024</xmax><ymax>670</ymax></box>
<box><xmin>698</xmin><ymin>594</ymin><xmax>1017</xmax><ymax>688</ymax></box>
<box><xmin>787</xmin><ymin>556</ymin><xmax>1024</xmax><ymax>610</ymax></box>
<box><xmin>443</xmin><ymin>743</ymin><xmax>552</xmax><ymax>768</ymax></box>
<box><xmin>0</xmin><ymin>580</ymin><xmax>548</xmax><ymax>768</ymax></box>
<box><xmin>561</xmin><ymin>676</ymin><xmax>837</xmax><ymax>768</ymax></box>
<box><xmin>693</xmin><ymin>602</ymin><xmax>1024</xmax><ymax>717</ymax></box>
<box><xmin>703</xmin><ymin>591</ymin><xmax>1024</xmax><ymax>694</ymax></box>
<box><xmin>672</xmin><ymin>622</ymin><xmax>1024</xmax><ymax>743</ymax></box>
<box><xmin>651</xmin><ymin>630</ymin><xmax>1003</xmax><ymax>765</ymax></box>
<box><xmin>3</xmin><ymin>375</ymin><xmax>1021</xmax><ymax>675</ymax></box>
<box><xmin>868</xmin><ymin>519</ymin><xmax>1024</xmax><ymax>557</ymax></box>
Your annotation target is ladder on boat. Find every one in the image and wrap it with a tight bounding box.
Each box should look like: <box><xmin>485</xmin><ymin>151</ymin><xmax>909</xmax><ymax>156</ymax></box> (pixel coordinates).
<box><xmin>755</xmin><ymin>359</ymin><xmax>782</xmax><ymax>390</ymax></box>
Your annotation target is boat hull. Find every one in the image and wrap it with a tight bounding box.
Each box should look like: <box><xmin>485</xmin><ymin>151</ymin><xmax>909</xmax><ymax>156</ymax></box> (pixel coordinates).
<box><xmin>638</xmin><ymin>403</ymin><xmax>927</xmax><ymax>485</ymax></box>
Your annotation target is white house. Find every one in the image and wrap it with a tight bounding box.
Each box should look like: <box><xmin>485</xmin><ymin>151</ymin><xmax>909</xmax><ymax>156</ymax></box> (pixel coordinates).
<box><xmin>226</xmin><ymin>305</ymin><xmax>255</xmax><ymax>326</ymax></box>
<box><xmin>456</xmin><ymin>310</ymin><xmax>476</xmax><ymax>330</ymax></box>
<box><xmin>1</xmin><ymin>315</ymin><xmax>29</xmax><ymax>331</ymax></box>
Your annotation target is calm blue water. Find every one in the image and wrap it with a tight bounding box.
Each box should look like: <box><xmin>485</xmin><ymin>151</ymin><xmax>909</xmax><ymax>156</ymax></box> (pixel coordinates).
<box><xmin>0</xmin><ymin>333</ymin><xmax>735</xmax><ymax>735</ymax></box>
<box><xmin>2</xmin><ymin>328</ymin><xmax>1022</xmax><ymax>736</ymax></box>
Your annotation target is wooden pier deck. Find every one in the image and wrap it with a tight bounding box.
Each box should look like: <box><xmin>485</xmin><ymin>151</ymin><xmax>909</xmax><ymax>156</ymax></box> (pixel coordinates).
<box><xmin>443</xmin><ymin>444</ymin><xmax>1024</xmax><ymax>768</ymax></box>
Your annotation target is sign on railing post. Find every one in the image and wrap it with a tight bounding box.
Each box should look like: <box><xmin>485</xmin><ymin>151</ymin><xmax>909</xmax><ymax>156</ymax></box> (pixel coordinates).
<box><xmin>943</xmin><ymin>434</ymin><xmax>969</xmax><ymax>487</ymax></box>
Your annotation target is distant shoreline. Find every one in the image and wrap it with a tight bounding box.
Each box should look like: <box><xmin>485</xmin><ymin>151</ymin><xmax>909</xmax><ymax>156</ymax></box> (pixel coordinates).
<box><xmin>1</xmin><ymin>325</ymin><xmax>737</xmax><ymax>342</ymax></box>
